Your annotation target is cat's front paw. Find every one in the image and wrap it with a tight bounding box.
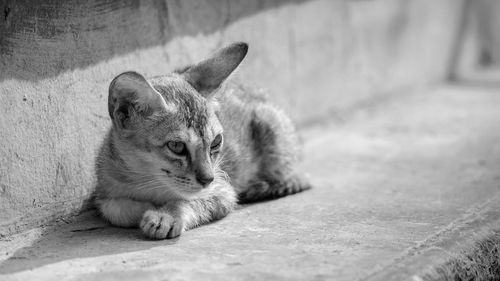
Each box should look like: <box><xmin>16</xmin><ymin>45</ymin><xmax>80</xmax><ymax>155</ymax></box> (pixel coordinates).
<box><xmin>140</xmin><ymin>210</ymin><xmax>184</xmax><ymax>239</ymax></box>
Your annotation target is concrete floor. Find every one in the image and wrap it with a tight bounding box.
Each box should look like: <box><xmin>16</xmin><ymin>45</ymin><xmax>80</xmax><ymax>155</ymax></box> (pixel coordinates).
<box><xmin>1</xmin><ymin>83</ymin><xmax>500</xmax><ymax>281</ymax></box>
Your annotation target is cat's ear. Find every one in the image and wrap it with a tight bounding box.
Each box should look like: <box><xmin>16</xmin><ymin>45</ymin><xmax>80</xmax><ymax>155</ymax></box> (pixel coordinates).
<box><xmin>181</xmin><ymin>42</ymin><xmax>248</xmax><ymax>96</ymax></box>
<box><xmin>108</xmin><ymin>71</ymin><xmax>167</xmax><ymax>130</ymax></box>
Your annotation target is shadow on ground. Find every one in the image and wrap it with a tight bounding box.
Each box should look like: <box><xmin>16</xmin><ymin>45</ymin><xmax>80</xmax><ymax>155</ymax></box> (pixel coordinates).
<box><xmin>0</xmin><ymin>211</ymin><xmax>155</xmax><ymax>274</ymax></box>
<box><xmin>0</xmin><ymin>203</ymin><xmax>261</xmax><ymax>274</ymax></box>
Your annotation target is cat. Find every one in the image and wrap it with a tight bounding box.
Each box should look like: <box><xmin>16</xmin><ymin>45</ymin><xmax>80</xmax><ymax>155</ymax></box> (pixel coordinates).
<box><xmin>94</xmin><ymin>42</ymin><xmax>311</xmax><ymax>239</ymax></box>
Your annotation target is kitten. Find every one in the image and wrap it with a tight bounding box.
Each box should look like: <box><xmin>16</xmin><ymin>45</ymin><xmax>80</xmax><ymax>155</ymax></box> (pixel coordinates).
<box><xmin>95</xmin><ymin>42</ymin><xmax>311</xmax><ymax>239</ymax></box>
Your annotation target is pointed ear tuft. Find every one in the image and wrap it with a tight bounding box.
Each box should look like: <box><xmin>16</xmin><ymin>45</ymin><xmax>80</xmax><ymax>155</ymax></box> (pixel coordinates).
<box><xmin>108</xmin><ymin>71</ymin><xmax>167</xmax><ymax>129</ymax></box>
<box><xmin>182</xmin><ymin>42</ymin><xmax>248</xmax><ymax>96</ymax></box>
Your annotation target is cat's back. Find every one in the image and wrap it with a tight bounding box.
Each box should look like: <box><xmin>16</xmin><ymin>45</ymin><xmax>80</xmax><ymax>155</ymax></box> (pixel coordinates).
<box><xmin>215</xmin><ymin>79</ymin><xmax>299</xmax><ymax>191</ymax></box>
<box><xmin>216</xmin><ymin>80</ymin><xmax>263</xmax><ymax>120</ymax></box>
<box><xmin>216</xmin><ymin>79</ymin><xmax>295</xmax><ymax>141</ymax></box>
<box><xmin>213</xmin><ymin>81</ymin><xmax>263</xmax><ymax>188</ymax></box>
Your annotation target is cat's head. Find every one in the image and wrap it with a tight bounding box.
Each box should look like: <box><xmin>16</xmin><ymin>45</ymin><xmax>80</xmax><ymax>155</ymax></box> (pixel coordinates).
<box><xmin>107</xmin><ymin>42</ymin><xmax>248</xmax><ymax>195</ymax></box>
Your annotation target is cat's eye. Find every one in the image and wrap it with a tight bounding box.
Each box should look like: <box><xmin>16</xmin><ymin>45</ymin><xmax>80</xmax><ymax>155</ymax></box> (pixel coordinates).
<box><xmin>211</xmin><ymin>134</ymin><xmax>222</xmax><ymax>151</ymax></box>
<box><xmin>166</xmin><ymin>141</ymin><xmax>186</xmax><ymax>155</ymax></box>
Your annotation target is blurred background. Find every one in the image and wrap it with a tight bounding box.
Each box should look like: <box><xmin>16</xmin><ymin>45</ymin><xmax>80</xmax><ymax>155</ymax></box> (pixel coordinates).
<box><xmin>1</xmin><ymin>1</ymin><xmax>500</xmax><ymax>279</ymax></box>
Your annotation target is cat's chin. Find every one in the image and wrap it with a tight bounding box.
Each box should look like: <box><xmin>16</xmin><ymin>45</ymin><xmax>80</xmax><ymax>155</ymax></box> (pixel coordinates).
<box><xmin>176</xmin><ymin>187</ymin><xmax>205</xmax><ymax>199</ymax></box>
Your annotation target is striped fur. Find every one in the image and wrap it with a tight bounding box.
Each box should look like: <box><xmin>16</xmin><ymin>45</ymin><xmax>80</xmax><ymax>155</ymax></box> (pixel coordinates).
<box><xmin>95</xmin><ymin>43</ymin><xmax>310</xmax><ymax>239</ymax></box>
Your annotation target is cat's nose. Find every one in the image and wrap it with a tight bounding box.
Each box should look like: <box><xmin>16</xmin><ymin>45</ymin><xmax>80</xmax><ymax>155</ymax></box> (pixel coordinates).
<box><xmin>196</xmin><ymin>175</ymin><xmax>214</xmax><ymax>187</ymax></box>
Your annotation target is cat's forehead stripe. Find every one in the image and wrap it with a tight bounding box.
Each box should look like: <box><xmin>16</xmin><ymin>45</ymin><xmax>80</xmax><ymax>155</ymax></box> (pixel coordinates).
<box><xmin>151</xmin><ymin>86</ymin><xmax>177</xmax><ymax>113</ymax></box>
<box><xmin>187</xmin><ymin>128</ymin><xmax>200</xmax><ymax>143</ymax></box>
<box><xmin>152</xmin><ymin>81</ymin><xmax>209</xmax><ymax>137</ymax></box>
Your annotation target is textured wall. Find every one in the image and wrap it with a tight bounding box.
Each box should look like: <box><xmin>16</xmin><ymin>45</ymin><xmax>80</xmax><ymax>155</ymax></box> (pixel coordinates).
<box><xmin>0</xmin><ymin>0</ymin><xmax>463</xmax><ymax>236</ymax></box>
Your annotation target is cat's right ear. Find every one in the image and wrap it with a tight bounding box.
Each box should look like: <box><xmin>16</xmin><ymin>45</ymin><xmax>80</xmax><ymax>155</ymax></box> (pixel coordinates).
<box><xmin>108</xmin><ymin>72</ymin><xmax>168</xmax><ymax>130</ymax></box>
<box><xmin>181</xmin><ymin>42</ymin><xmax>248</xmax><ymax>96</ymax></box>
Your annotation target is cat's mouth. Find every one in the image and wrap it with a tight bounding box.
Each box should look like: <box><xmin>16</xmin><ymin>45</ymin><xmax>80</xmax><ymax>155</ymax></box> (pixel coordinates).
<box><xmin>161</xmin><ymin>168</ymin><xmax>171</xmax><ymax>175</ymax></box>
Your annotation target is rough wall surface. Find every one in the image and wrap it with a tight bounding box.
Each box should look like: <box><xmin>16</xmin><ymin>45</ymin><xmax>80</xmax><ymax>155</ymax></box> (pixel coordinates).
<box><xmin>0</xmin><ymin>0</ymin><xmax>463</xmax><ymax>236</ymax></box>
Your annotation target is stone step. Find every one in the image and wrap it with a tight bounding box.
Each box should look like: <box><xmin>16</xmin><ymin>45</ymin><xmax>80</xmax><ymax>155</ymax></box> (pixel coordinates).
<box><xmin>1</xmin><ymin>84</ymin><xmax>499</xmax><ymax>280</ymax></box>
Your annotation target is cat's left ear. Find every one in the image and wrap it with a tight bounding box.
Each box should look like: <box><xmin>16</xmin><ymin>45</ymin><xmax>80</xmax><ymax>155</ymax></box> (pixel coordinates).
<box><xmin>181</xmin><ymin>42</ymin><xmax>248</xmax><ymax>96</ymax></box>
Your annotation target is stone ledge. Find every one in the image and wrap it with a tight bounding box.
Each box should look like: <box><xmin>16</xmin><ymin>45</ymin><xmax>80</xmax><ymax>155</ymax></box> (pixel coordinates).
<box><xmin>1</xmin><ymin>84</ymin><xmax>499</xmax><ymax>280</ymax></box>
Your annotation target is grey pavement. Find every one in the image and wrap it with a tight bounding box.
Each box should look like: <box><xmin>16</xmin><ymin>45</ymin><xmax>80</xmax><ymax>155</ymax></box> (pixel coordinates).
<box><xmin>1</xmin><ymin>84</ymin><xmax>499</xmax><ymax>281</ymax></box>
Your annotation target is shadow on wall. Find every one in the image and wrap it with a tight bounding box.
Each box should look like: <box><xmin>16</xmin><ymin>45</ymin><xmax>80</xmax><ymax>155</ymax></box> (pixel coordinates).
<box><xmin>0</xmin><ymin>0</ymin><xmax>309</xmax><ymax>82</ymax></box>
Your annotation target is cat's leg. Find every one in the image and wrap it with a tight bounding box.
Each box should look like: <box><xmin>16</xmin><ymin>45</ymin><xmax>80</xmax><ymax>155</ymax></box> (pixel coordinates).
<box><xmin>140</xmin><ymin>181</ymin><xmax>237</xmax><ymax>239</ymax></box>
<box><xmin>97</xmin><ymin>197</ymin><xmax>154</xmax><ymax>227</ymax></box>
<box><xmin>139</xmin><ymin>208</ymin><xmax>184</xmax><ymax>239</ymax></box>
<box><xmin>238</xmin><ymin>104</ymin><xmax>312</xmax><ymax>203</ymax></box>
<box><xmin>98</xmin><ymin>198</ymin><xmax>183</xmax><ymax>239</ymax></box>
<box><xmin>238</xmin><ymin>176</ymin><xmax>311</xmax><ymax>203</ymax></box>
